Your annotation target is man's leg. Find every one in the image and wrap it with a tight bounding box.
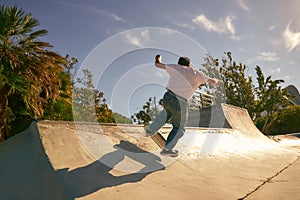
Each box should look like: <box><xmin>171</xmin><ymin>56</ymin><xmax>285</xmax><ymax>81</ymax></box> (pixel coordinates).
<box><xmin>145</xmin><ymin>109</ymin><xmax>171</xmax><ymax>135</ymax></box>
<box><xmin>165</xmin><ymin>100</ymin><xmax>188</xmax><ymax>150</ymax></box>
<box><xmin>145</xmin><ymin>92</ymin><xmax>172</xmax><ymax>135</ymax></box>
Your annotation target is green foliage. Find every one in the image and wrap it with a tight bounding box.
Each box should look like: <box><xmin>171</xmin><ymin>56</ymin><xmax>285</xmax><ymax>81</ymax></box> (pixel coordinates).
<box><xmin>202</xmin><ymin>52</ymin><xmax>290</xmax><ymax>124</ymax></box>
<box><xmin>44</xmin><ymin>99</ymin><xmax>73</xmax><ymax>121</ymax></box>
<box><xmin>94</xmin><ymin>90</ymin><xmax>115</xmax><ymax>123</ymax></box>
<box><xmin>201</xmin><ymin>54</ymin><xmax>226</xmax><ymax>105</ymax></box>
<box><xmin>219</xmin><ymin>52</ymin><xmax>256</xmax><ymax>118</ymax></box>
<box><xmin>253</xmin><ymin>66</ymin><xmax>291</xmax><ymax>132</ymax></box>
<box><xmin>44</xmin><ymin>56</ymin><xmax>115</xmax><ymax>123</ymax></box>
<box><xmin>0</xmin><ymin>5</ymin><xmax>114</xmax><ymax>138</ymax></box>
<box><xmin>202</xmin><ymin>52</ymin><xmax>256</xmax><ymax>116</ymax></box>
<box><xmin>113</xmin><ymin>113</ymin><xmax>132</xmax><ymax>124</ymax></box>
<box><xmin>72</xmin><ymin>69</ymin><xmax>98</xmax><ymax>122</ymax></box>
<box><xmin>264</xmin><ymin>105</ymin><xmax>300</xmax><ymax>135</ymax></box>
<box><xmin>254</xmin><ymin>115</ymin><xmax>269</xmax><ymax>132</ymax></box>
<box><xmin>255</xmin><ymin>66</ymin><xmax>290</xmax><ymax>118</ymax></box>
<box><xmin>43</xmin><ymin>55</ymin><xmax>75</xmax><ymax>121</ymax></box>
<box><xmin>131</xmin><ymin>97</ymin><xmax>162</xmax><ymax>124</ymax></box>
<box><xmin>0</xmin><ymin>5</ymin><xmax>65</xmax><ymax>140</ymax></box>
<box><xmin>72</xmin><ymin>69</ymin><xmax>115</xmax><ymax>123</ymax></box>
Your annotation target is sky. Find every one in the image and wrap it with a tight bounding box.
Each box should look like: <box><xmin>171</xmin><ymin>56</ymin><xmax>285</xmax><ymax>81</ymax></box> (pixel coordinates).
<box><xmin>2</xmin><ymin>0</ymin><xmax>300</xmax><ymax>117</ymax></box>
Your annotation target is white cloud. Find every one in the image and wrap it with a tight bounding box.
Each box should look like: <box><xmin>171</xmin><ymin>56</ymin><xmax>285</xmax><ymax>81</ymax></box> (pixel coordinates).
<box><xmin>288</xmin><ymin>60</ymin><xmax>297</xmax><ymax>65</ymax></box>
<box><xmin>256</xmin><ymin>52</ymin><xmax>279</xmax><ymax>61</ymax></box>
<box><xmin>124</xmin><ymin>30</ymin><xmax>150</xmax><ymax>47</ymax></box>
<box><xmin>110</xmin><ymin>14</ymin><xmax>126</xmax><ymax>23</ymax></box>
<box><xmin>268</xmin><ymin>25</ymin><xmax>275</xmax><ymax>31</ymax></box>
<box><xmin>269</xmin><ymin>67</ymin><xmax>281</xmax><ymax>75</ymax></box>
<box><xmin>58</xmin><ymin>2</ymin><xmax>127</xmax><ymax>23</ymax></box>
<box><xmin>283</xmin><ymin>75</ymin><xmax>291</xmax><ymax>80</ymax></box>
<box><xmin>225</xmin><ymin>17</ymin><xmax>235</xmax><ymax>34</ymax></box>
<box><xmin>141</xmin><ymin>30</ymin><xmax>150</xmax><ymax>41</ymax></box>
<box><xmin>238</xmin><ymin>47</ymin><xmax>246</xmax><ymax>52</ymax></box>
<box><xmin>237</xmin><ymin>0</ymin><xmax>250</xmax><ymax>12</ymax></box>
<box><xmin>230</xmin><ymin>34</ymin><xmax>248</xmax><ymax>41</ymax></box>
<box><xmin>125</xmin><ymin>34</ymin><xmax>142</xmax><ymax>47</ymax></box>
<box><xmin>105</xmin><ymin>27</ymin><xmax>127</xmax><ymax>36</ymax></box>
<box><xmin>174</xmin><ymin>22</ymin><xmax>196</xmax><ymax>30</ymax></box>
<box><xmin>192</xmin><ymin>14</ymin><xmax>236</xmax><ymax>35</ymax></box>
<box><xmin>267</xmin><ymin>38</ymin><xmax>282</xmax><ymax>48</ymax></box>
<box><xmin>283</xmin><ymin>21</ymin><xmax>300</xmax><ymax>53</ymax></box>
<box><xmin>83</xmin><ymin>6</ymin><xmax>126</xmax><ymax>23</ymax></box>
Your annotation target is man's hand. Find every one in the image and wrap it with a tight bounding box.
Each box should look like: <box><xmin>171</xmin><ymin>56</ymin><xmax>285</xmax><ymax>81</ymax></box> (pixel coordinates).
<box><xmin>207</xmin><ymin>78</ymin><xmax>222</xmax><ymax>85</ymax></box>
<box><xmin>214</xmin><ymin>79</ymin><xmax>222</xmax><ymax>85</ymax></box>
<box><xmin>155</xmin><ymin>55</ymin><xmax>162</xmax><ymax>63</ymax></box>
<box><xmin>154</xmin><ymin>54</ymin><xmax>166</xmax><ymax>69</ymax></box>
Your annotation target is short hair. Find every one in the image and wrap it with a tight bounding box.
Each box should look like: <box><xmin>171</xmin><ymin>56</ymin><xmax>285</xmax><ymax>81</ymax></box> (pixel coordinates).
<box><xmin>178</xmin><ymin>57</ymin><xmax>191</xmax><ymax>67</ymax></box>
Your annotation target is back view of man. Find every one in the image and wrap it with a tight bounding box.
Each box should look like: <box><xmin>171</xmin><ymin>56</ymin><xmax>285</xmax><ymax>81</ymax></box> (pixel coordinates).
<box><xmin>145</xmin><ymin>55</ymin><xmax>220</xmax><ymax>157</ymax></box>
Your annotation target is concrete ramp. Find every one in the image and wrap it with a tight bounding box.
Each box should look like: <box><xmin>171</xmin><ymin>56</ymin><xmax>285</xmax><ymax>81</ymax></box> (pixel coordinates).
<box><xmin>0</xmin><ymin>105</ymin><xmax>299</xmax><ymax>200</ymax></box>
<box><xmin>187</xmin><ymin>103</ymin><xmax>231</xmax><ymax>128</ymax></box>
<box><xmin>189</xmin><ymin>103</ymin><xmax>269</xmax><ymax>139</ymax></box>
<box><xmin>221</xmin><ymin>103</ymin><xmax>266</xmax><ymax>139</ymax></box>
<box><xmin>0</xmin><ymin>122</ymin><xmax>71</xmax><ymax>200</ymax></box>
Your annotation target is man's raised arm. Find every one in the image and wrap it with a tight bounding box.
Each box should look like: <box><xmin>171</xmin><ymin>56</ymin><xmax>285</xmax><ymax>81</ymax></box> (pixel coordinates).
<box><xmin>154</xmin><ymin>55</ymin><xmax>166</xmax><ymax>69</ymax></box>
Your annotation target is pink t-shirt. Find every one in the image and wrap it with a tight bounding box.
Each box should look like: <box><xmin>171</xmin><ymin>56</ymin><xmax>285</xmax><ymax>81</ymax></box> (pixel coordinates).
<box><xmin>165</xmin><ymin>64</ymin><xmax>209</xmax><ymax>100</ymax></box>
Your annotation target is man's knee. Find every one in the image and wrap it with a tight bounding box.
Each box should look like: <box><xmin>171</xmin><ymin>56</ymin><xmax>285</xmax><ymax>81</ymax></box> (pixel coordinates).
<box><xmin>175</xmin><ymin>127</ymin><xmax>185</xmax><ymax>138</ymax></box>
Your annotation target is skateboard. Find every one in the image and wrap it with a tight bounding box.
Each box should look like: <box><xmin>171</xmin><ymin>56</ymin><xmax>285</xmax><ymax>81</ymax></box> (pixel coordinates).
<box><xmin>150</xmin><ymin>132</ymin><xmax>166</xmax><ymax>149</ymax></box>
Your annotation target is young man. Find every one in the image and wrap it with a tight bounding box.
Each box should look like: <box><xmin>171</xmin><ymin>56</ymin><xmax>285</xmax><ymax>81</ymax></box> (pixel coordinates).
<box><xmin>145</xmin><ymin>55</ymin><xmax>221</xmax><ymax>157</ymax></box>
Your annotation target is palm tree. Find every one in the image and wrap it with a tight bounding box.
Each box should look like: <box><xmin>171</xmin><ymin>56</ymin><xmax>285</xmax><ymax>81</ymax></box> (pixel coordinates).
<box><xmin>0</xmin><ymin>5</ymin><xmax>65</xmax><ymax>140</ymax></box>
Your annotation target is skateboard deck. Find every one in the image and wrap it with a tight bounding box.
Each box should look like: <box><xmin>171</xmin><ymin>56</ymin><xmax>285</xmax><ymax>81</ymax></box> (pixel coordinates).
<box><xmin>150</xmin><ymin>132</ymin><xmax>166</xmax><ymax>149</ymax></box>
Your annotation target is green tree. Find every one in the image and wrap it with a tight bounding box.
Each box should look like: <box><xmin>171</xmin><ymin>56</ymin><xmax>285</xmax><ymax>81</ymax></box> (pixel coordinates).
<box><xmin>72</xmin><ymin>69</ymin><xmax>97</xmax><ymax>122</ymax></box>
<box><xmin>219</xmin><ymin>52</ymin><xmax>256</xmax><ymax>117</ymax></box>
<box><xmin>200</xmin><ymin>54</ymin><xmax>226</xmax><ymax>105</ymax></box>
<box><xmin>72</xmin><ymin>69</ymin><xmax>115</xmax><ymax>123</ymax></box>
<box><xmin>131</xmin><ymin>97</ymin><xmax>163</xmax><ymax>124</ymax></box>
<box><xmin>113</xmin><ymin>112</ymin><xmax>132</xmax><ymax>124</ymax></box>
<box><xmin>0</xmin><ymin>5</ymin><xmax>65</xmax><ymax>140</ymax></box>
<box><xmin>43</xmin><ymin>55</ymin><xmax>77</xmax><ymax>121</ymax></box>
<box><xmin>95</xmin><ymin>90</ymin><xmax>114</xmax><ymax>123</ymax></box>
<box><xmin>201</xmin><ymin>52</ymin><xmax>290</xmax><ymax>132</ymax></box>
<box><xmin>254</xmin><ymin>66</ymin><xmax>290</xmax><ymax>131</ymax></box>
<box><xmin>264</xmin><ymin>105</ymin><xmax>300</xmax><ymax>135</ymax></box>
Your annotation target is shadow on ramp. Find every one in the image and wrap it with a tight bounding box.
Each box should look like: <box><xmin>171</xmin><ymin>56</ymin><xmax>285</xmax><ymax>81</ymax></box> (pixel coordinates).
<box><xmin>0</xmin><ymin>122</ymin><xmax>165</xmax><ymax>199</ymax></box>
<box><xmin>56</xmin><ymin>140</ymin><xmax>165</xmax><ymax>198</ymax></box>
<box><xmin>0</xmin><ymin>122</ymin><xmax>71</xmax><ymax>200</ymax></box>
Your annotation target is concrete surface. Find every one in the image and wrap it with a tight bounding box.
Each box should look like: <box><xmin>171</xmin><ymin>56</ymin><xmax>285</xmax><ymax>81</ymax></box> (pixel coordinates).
<box><xmin>0</xmin><ymin>104</ymin><xmax>300</xmax><ymax>200</ymax></box>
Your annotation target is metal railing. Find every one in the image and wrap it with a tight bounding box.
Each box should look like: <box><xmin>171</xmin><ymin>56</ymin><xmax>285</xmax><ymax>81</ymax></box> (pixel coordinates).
<box><xmin>189</xmin><ymin>90</ymin><xmax>214</xmax><ymax>110</ymax></box>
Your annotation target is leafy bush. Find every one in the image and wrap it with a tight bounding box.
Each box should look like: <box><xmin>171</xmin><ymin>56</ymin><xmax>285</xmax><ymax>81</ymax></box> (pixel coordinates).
<box><xmin>0</xmin><ymin>5</ymin><xmax>65</xmax><ymax>140</ymax></box>
<box><xmin>113</xmin><ymin>113</ymin><xmax>132</xmax><ymax>124</ymax></box>
<box><xmin>44</xmin><ymin>99</ymin><xmax>73</xmax><ymax>121</ymax></box>
<box><xmin>254</xmin><ymin>116</ymin><xmax>268</xmax><ymax>132</ymax></box>
<box><xmin>264</xmin><ymin>105</ymin><xmax>300</xmax><ymax>135</ymax></box>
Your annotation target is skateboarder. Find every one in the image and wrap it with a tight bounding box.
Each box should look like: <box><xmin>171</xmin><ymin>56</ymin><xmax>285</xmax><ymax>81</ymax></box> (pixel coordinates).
<box><xmin>145</xmin><ymin>55</ymin><xmax>221</xmax><ymax>157</ymax></box>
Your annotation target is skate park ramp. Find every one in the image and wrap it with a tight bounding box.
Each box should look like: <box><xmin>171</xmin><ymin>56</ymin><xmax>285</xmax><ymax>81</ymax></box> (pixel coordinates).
<box><xmin>1</xmin><ymin>104</ymin><xmax>300</xmax><ymax>199</ymax></box>
<box><xmin>0</xmin><ymin>122</ymin><xmax>71</xmax><ymax>200</ymax></box>
<box><xmin>221</xmin><ymin>103</ymin><xmax>269</xmax><ymax>139</ymax></box>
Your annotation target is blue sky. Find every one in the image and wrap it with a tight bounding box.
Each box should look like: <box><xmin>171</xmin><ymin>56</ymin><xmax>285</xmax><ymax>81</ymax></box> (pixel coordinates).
<box><xmin>2</xmin><ymin>0</ymin><xmax>300</xmax><ymax>117</ymax></box>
